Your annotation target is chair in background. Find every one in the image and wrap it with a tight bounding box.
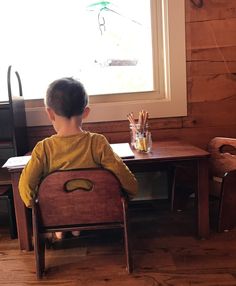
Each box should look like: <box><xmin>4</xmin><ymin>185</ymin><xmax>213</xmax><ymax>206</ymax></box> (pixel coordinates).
<box><xmin>7</xmin><ymin>65</ymin><xmax>29</xmax><ymax>157</ymax></box>
<box><xmin>208</xmin><ymin>137</ymin><xmax>236</xmax><ymax>232</ymax></box>
<box><xmin>0</xmin><ymin>184</ymin><xmax>17</xmax><ymax>239</ymax></box>
<box><xmin>32</xmin><ymin>168</ymin><xmax>133</xmax><ymax>279</ymax></box>
<box><xmin>0</xmin><ymin>66</ymin><xmax>28</xmax><ymax>239</ymax></box>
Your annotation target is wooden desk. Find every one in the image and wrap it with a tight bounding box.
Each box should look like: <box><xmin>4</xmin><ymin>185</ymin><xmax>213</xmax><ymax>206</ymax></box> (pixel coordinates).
<box><xmin>9</xmin><ymin>140</ymin><xmax>210</xmax><ymax>251</ymax></box>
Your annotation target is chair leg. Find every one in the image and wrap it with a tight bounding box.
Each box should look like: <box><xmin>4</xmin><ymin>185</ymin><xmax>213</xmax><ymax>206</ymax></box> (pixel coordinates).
<box><xmin>32</xmin><ymin>205</ymin><xmax>45</xmax><ymax>279</ymax></box>
<box><xmin>168</xmin><ymin>166</ymin><xmax>176</xmax><ymax>212</ymax></box>
<box><xmin>34</xmin><ymin>232</ymin><xmax>46</xmax><ymax>279</ymax></box>
<box><xmin>218</xmin><ymin>171</ymin><xmax>236</xmax><ymax>232</ymax></box>
<box><xmin>122</xmin><ymin>199</ymin><xmax>133</xmax><ymax>274</ymax></box>
<box><xmin>6</xmin><ymin>196</ymin><xmax>17</xmax><ymax>239</ymax></box>
<box><xmin>39</xmin><ymin>234</ymin><xmax>46</xmax><ymax>276</ymax></box>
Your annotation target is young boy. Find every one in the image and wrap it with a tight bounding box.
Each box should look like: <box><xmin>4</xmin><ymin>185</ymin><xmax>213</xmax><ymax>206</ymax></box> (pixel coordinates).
<box><xmin>19</xmin><ymin>77</ymin><xmax>138</xmax><ymax>238</ymax></box>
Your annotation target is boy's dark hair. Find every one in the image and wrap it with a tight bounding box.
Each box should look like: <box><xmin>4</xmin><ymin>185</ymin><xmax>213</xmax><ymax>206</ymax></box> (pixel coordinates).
<box><xmin>45</xmin><ymin>77</ymin><xmax>88</xmax><ymax>118</ymax></box>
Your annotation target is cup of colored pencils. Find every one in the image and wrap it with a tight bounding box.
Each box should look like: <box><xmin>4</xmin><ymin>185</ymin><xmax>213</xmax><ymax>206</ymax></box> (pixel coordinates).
<box><xmin>127</xmin><ymin>110</ymin><xmax>152</xmax><ymax>152</ymax></box>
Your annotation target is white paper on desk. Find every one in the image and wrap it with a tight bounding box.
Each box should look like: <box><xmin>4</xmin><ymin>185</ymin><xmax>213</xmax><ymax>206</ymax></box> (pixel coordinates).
<box><xmin>110</xmin><ymin>143</ymin><xmax>134</xmax><ymax>159</ymax></box>
<box><xmin>2</xmin><ymin>155</ymin><xmax>31</xmax><ymax>169</ymax></box>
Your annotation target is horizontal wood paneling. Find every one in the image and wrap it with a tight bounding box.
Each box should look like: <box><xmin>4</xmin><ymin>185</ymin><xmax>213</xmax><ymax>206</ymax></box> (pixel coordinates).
<box><xmin>27</xmin><ymin>121</ymin><xmax>236</xmax><ymax>151</ymax></box>
<box><xmin>186</xmin><ymin>0</ymin><xmax>236</xmax><ymax>22</ymax></box>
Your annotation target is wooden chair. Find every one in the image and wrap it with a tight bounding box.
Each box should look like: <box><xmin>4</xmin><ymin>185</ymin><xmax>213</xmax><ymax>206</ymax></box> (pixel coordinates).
<box><xmin>0</xmin><ymin>66</ymin><xmax>27</xmax><ymax>239</ymax></box>
<box><xmin>7</xmin><ymin>65</ymin><xmax>29</xmax><ymax>157</ymax></box>
<box><xmin>32</xmin><ymin>168</ymin><xmax>133</xmax><ymax>279</ymax></box>
<box><xmin>208</xmin><ymin>137</ymin><xmax>236</xmax><ymax>232</ymax></box>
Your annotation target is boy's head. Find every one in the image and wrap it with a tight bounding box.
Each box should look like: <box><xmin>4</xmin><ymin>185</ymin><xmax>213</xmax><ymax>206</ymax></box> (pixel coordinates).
<box><xmin>45</xmin><ymin>77</ymin><xmax>88</xmax><ymax>119</ymax></box>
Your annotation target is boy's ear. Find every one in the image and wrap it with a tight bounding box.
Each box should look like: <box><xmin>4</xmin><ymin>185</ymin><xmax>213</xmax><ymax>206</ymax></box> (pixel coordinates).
<box><xmin>45</xmin><ymin>107</ymin><xmax>55</xmax><ymax>121</ymax></box>
<box><xmin>82</xmin><ymin>106</ymin><xmax>90</xmax><ymax>119</ymax></box>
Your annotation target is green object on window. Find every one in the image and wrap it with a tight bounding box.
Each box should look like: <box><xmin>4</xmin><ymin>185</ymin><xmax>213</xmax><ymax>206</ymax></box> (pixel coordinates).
<box><xmin>87</xmin><ymin>1</ymin><xmax>111</xmax><ymax>10</ymax></box>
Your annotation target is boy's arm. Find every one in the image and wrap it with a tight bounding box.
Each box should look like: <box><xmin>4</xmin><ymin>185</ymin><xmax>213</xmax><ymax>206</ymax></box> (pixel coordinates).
<box><xmin>92</xmin><ymin>135</ymin><xmax>138</xmax><ymax>198</ymax></box>
<box><xmin>18</xmin><ymin>142</ymin><xmax>45</xmax><ymax>207</ymax></box>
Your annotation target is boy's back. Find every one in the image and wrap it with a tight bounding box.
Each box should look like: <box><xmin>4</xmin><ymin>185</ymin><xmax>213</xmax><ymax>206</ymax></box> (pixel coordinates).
<box><xmin>19</xmin><ymin>131</ymin><xmax>138</xmax><ymax>207</ymax></box>
<box><xmin>18</xmin><ymin>77</ymin><xmax>138</xmax><ymax>208</ymax></box>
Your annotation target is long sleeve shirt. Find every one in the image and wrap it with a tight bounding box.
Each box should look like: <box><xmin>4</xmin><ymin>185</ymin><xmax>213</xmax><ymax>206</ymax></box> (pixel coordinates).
<box><xmin>19</xmin><ymin>131</ymin><xmax>138</xmax><ymax>207</ymax></box>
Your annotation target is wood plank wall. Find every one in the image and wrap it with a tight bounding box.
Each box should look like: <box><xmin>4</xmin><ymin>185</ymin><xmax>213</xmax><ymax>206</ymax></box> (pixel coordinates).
<box><xmin>27</xmin><ymin>0</ymin><xmax>236</xmax><ymax>151</ymax></box>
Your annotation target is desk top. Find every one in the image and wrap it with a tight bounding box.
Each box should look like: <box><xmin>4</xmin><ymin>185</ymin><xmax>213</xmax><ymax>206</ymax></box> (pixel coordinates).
<box><xmin>123</xmin><ymin>140</ymin><xmax>209</xmax><ymax>164</ymax></box>
<box><xmin>6</xmin><ymin>140</ymin><xmax>209</xmax><ymax>174</ymax></box>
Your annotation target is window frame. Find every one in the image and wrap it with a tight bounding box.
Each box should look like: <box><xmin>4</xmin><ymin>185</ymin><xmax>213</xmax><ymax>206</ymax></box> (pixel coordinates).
<box><xmin>25</xmin><ymin>0</ymin><xmax>187</xmax><ymax>126</ymax></box>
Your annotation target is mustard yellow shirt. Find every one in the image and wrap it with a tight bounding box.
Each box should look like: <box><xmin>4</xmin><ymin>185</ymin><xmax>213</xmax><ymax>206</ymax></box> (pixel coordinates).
<box><xmin>19</xmin><ymin>131</ymin><xmax>138</xmax><ymax>207</ymax></box>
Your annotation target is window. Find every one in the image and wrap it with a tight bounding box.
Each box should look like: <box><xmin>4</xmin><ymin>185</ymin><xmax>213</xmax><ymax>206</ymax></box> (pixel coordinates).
<box><xmin>0</xmin><ymin>0</ymin><xmax>187</xmax><ymax>125</ymax></box>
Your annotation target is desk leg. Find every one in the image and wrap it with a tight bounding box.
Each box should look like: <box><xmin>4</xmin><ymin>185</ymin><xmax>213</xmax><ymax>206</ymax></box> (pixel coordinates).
<box><xmin>196</xmin><ymin>159</ymin><xmax>209</xmax><ymax>239</ymax></box>
<box><xmin>11</xmin><ymin>172</ymin><xmax>33</xmax><ymax>251</ymax></box>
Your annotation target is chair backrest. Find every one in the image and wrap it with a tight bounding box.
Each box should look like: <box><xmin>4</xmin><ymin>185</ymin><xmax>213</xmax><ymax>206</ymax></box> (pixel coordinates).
<box><xmin>208</xmin><ymin>137</ymin><xmax>236</xmax><ymax>177</ymax></box>
<box><xmin>34</xmin><ymin>168</ymin><xmax>125</xmax><ymax>228</ymax></box>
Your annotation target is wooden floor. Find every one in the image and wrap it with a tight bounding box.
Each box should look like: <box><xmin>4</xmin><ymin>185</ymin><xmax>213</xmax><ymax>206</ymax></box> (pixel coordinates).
<box><xmin>1</xmin><ymin>200</ymin><xmax>236</xmax><ymax>286</ymax></box>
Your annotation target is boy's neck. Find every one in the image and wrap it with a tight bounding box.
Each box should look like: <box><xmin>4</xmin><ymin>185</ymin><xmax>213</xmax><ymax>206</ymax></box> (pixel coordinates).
<box><xmin>54</xmin><ymin>115</ymin><xmax>83</xmax><ymax>137</ymax></box>
<box><xmin>57</xmin><ymin>126</ymin><xmax>83</xmax><ymax>137</ymax></box>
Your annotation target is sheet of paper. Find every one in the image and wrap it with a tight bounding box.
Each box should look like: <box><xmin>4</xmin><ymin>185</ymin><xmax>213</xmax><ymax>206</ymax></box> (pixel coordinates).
<box><xmin>110</xmin><ymin>143</ymin><xmax>134</xmax><ymax>159</ymax></box>
<box><xmin>2</xmin><ymin>155</ymin><xmax>31</xmax><ymax>169</ymax></box>
<box><xmin>2</xmin><ymin>144</ymin><xmax>134</xmax><ymax>169</ymax></box>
